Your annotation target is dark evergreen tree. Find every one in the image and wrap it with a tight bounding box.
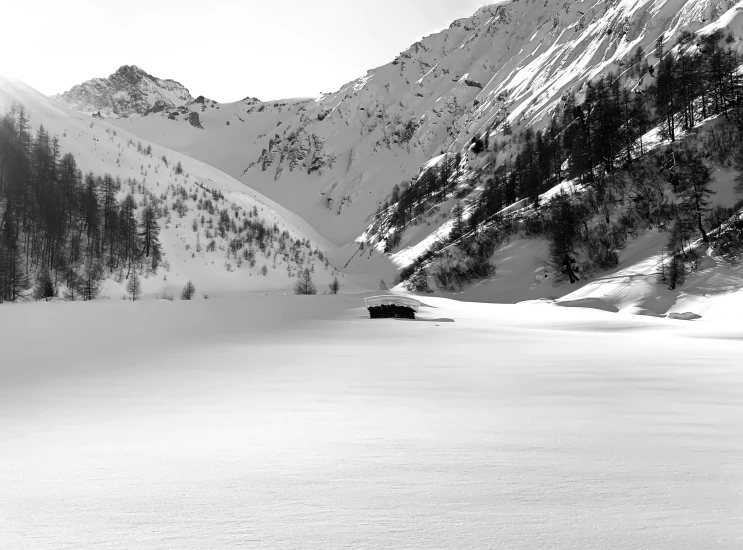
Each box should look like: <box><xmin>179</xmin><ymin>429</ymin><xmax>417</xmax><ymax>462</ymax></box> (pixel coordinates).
<box><xmin>79</xmin><ymin>255</ymin><xmax>104</xmax><ymax>301</ymax></box>
<box><xmin>33</xmin><ymin>268</ymin><xmax>55</xmax><ymax>301</ymax></box>
<box><xmin>665</xmin><ymin>218</ymin><xmax>687</xmax><ymax>290</ymax></box>
<box><xmin>139</xmin><ymin>203</ymin><xmax>161</xmax><ymax>270</ymax></box>
<box><xmin>181</xmin><ymin>280</ymin><xmax>196</xmax><ymax>300</ymax></box>
<box><xmin>126</xmin><ymin>271</ymin><xmax>142</xmax><ymax>301</ymax></box>
<box><xmin>450</xmin><ymin>202</ymin><xmax>466</xmax><ymax>241</ymax></box>
<box><xmin>294</xmin><ymin>268</ymin><xmax>317</xmax><ymax>295</ymax></box>
<box><xmin>675</xmin><ymin>147</ymin><xmax>714</xmax><ymax>242</ymax></box>
<box><xmin>546</xmin><ymin>193</ymin><xmax>585</xmax><ymax>284</ymax></box>
<box><xmin>329</xmin><ymin>276</ymin><xmax>340</xmax><ymax>294</ymax></box>
<box><xmin>654</xmin><ymin>56</ymin><xmax>677</xmax><ymax>142</ymax></box>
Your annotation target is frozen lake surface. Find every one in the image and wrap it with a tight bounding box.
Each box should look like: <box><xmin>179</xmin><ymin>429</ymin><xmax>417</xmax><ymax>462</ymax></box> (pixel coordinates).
<box><xmin>1</xmin><ymin>295</ymin><xmax>741</xmax><ymax>549</ymax></box>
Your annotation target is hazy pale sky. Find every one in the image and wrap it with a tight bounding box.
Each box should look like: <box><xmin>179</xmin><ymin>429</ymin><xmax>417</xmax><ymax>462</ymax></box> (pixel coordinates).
<box><xmin>1</xmin><ymin>0</ymin><xmax>490</xmax><ymax>102</ymax></box>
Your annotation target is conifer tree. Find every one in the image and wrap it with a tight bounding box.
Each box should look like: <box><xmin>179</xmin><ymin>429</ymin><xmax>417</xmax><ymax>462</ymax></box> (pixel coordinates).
<box><xmin>294</xmin><ymin>268</ymin><xmax>317</xmax><ymax>295</ymax></box>
<box><xmin>654</xmin><ymin>56</ymin><xmax>677</xmax><ymax>142</ymax></box>
<box><xmin>126</xmin><ymin>271</ymin><xmax>142</xmax><ymax>301</ymax></box>
<box><xmin>0</xmin><ymin>209</ymin><xmax>29</xmax><ymax>301</ymax></box>
<box><xmin>450</xmin><ymin>202</ymin><xmax>466</xmax><ymax>241</ymax></box>
<box><xmin>33</xmin><ymin>268</ymin><xmax>55</xmax><ymax>301</ymax></box>
<box><xmin>547</xmin><ymin>193</ymin><xmax>584</xmax><ymax>284</ymax></box>
<box><xmin>79</xmin><ymin>256</ymin><xmax>104</xmax><ymax>301</ymax></box>
<box><xmin>139</xmin><ymin>203</ymin><xmax>161</xmax><ymax>270</ymax></box>
<box><xmin>181</xmin><ymin>280</ymin><xmax>196</xmax><ymax>300</ymax></box>
<box><xmin>665</xmin><ymin>219</ymin><xmax>687</xmax><ymax>290</ymax></box>
<box><xmin>675</xmin><ymin>148</ymin><xmax>714</xmax><ymax>242</ymax></box>
<box><xmin>329</xmin><ymin>276</ymin><xmax>340</xmax><ymax>294</ymax></box>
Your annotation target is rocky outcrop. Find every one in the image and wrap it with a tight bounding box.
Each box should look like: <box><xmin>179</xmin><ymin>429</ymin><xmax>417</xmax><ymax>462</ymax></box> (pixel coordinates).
<box><xmin>54</xmin><ymin>65</ymin><xmax>194</xmax><ymax>118</ymax></box>
<box><xmin>250</xmin><ymin>128</ymin><xmax>335</xmax><ymax>179</ymax></box>
<box><xmin>147</xmin><ymin>99</ymin><xmax>170</xmax><ymax>114</ymax></box>
<box><xmin>187</xmin><ymin>112</ymin><xmax>203</xmax><ymax>129</ymax></box>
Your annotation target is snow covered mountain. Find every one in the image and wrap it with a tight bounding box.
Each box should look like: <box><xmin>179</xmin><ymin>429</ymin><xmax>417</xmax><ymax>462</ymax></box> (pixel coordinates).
<box><xmin>54</xmin><ymin>65</ymin><xmax>197</xmax><ymax>118</ymax></box>
<box><xmin>42</xmin><ymin>0</ymin><xmax>743</xmax><ymax>311</ymax></box>
<box><xmin>84</xmin><ymin>0</ymin><xmax>737</xmax><ymax>249</ymax></box>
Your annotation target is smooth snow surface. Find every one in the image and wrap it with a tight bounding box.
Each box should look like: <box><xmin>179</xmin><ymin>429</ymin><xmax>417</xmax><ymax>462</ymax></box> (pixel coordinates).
<box><xmin>2</xmin><ymin>296</ymin><xmax>742</xmax><ymax>549</ymax></box>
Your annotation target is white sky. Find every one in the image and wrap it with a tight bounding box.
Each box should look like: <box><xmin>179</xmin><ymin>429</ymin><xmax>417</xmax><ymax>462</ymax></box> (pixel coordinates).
<box><xmin>1</xmin><ymin>0</ymin><xmax>491</xmax><ymax>102</ymax></box>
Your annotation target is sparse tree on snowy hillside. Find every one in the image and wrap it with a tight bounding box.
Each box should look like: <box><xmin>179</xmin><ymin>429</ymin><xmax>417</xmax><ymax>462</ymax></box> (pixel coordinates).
<box><xmin>126</xmin><ymin>271</ymin><xmax>142</xmax><ymax>301</ymax></box>
<box><xmin>329</xmin><ymin>276</ymin><xmax>340</xmax><ymax>294</ymax></box>
<box><xmin>139</xmin><ymin>203</ymin><xmax>162</xmax><ymax>270</ymax></box>
<box><xmin>294</xmin><ymin>269</ymin><xmax>317</xmax><ymax>295</ymax></box>
<box><xmin>181</xmin><ymin>280</ymin><xmax>196</xmax><ymax>300</ymax></box>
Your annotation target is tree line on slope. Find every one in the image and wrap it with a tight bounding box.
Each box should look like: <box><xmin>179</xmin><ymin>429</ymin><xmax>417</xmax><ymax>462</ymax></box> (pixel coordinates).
<box><xmin>387</xmin><ymin>30</ymin><xmax>743</xmax><ymax>291</ymax></box>
<box><xmin>471</xmin><ymin>31</ymin><xmax>742</xmax><ymax>230</ymax></box>
<box><xmin>0</xmin><ymin>104</ymin><xmax>161</xmax><ymax>302</ymax></box>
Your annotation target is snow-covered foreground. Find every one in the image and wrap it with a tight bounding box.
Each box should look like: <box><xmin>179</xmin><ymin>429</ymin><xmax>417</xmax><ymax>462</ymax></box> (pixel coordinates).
<box><xmin>1</xmin><ymin>296</ymin><xmax>741</xmax><ymax>549</ymax></box>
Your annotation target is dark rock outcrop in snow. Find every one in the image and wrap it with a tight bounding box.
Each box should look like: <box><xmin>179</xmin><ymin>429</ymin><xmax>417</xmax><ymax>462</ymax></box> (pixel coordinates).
<box><xmin>187</xmin><ymin>112</ymin><xmax>203</xmax><ymax>129</ymax></box>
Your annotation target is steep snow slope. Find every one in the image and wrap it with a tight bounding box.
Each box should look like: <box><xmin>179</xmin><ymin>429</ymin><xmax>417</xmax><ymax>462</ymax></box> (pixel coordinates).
<box><xmin>1</xmin><ymin>76</ymin><xmax>349</xmax><ymax>298</ymax></box>
<box><xmin>54</xmin><ymin>65</ymin><xmax>196</xmax><ymax>118</ymax></box>
<box><xmin>90</xmin><ymin>0</ymin><xmax>735</xmax><ymax>250</ymax></box>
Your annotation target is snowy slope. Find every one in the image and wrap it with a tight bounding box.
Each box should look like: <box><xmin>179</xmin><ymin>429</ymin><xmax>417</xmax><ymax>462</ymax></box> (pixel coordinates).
<box><xmin>1</xmin><ymin>75</ymin><xmax>352</xmax><ymax>298</ymax></box>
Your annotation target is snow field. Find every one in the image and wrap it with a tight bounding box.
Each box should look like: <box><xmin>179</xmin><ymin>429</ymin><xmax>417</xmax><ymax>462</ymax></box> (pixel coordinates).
<box><xmin>1</xmin><ymin>294</ymin><xmax>741</xmax><ymax>549</ymax></box>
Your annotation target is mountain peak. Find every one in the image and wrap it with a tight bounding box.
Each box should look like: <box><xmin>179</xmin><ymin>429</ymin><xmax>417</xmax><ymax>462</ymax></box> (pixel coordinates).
<box><xmin>54</xmin><ymin>65</ymin><xmax>194</xmax><ymax>118</ymax></box>
<box><xmin>112</xmin><ymin>64</ymin><xmax>150</xmax><ymax>79</ymax></box>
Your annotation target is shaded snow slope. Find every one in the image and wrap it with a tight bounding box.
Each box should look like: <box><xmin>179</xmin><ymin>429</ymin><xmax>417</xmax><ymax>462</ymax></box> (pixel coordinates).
<box><xmin>2</xmin><ymin>295</ymin><xmax>742</xmax><ymax>548</ymax></box>
<box><xmin>1</xmin><ymin>76</ymin><xmax>354</xmax><ymax>297</ymax></box>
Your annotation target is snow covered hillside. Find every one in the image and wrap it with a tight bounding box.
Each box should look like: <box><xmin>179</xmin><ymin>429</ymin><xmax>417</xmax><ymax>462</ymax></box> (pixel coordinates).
<box><xmin>54</xmin><ymin>65</ymin><xmax>196</xmax><ymax>118</ymax></box>
<box><xmin>1</xmin><ymin>76</ymin><xmax>348</xmax><ymax>298</ymax></box>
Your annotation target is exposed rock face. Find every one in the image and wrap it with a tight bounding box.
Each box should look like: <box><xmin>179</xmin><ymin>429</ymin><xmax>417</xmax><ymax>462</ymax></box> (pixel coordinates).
<box><xmin>147</xmin><ymin>99</ymin><xmax>170</xmax><ymax>114</ymax></box>
<box><xmin>187</xmin><ymin>111</ymin><xmax>203</xmax><ymax>129</ymax></box>
<box><xmin>54</xmin><ymin>65</ymin><xmax>193</xmax><ymax>118</ymax></box>
<box><xmin>251</xmin><ymin>128</ymin><xmax>335</xmax><ymax>179</ymax></box>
